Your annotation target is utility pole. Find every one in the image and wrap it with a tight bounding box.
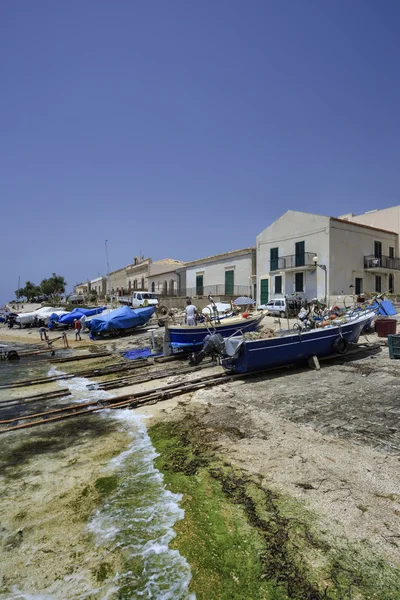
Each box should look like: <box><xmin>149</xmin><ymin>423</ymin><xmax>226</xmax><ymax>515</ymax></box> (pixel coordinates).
<box><xmin>105</xmin><ymin>240</ymin><xmax>111</xmax><ymax>301</ymax></box>
<box><xmin>17</xmin><ymin>275</ymin><xmax>20</xmax><ymax>303</ymax></box>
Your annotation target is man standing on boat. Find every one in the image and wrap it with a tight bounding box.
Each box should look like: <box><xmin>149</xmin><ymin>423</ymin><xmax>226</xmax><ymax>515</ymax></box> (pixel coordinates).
<box><xmin>185</xmin><ymin>299</ymin><xmax>198</xmax><ymax>326</ymax></box>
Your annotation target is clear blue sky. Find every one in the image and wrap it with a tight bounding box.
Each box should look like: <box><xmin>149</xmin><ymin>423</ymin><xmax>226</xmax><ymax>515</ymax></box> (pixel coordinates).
<box><xmin>1</xmin><ymin>0</ymin><xmax>400</xmax><ymax>304</ymax></box>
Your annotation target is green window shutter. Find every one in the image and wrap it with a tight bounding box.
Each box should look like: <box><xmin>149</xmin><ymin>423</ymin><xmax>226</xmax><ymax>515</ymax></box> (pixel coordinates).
<box><xmin>295</xmin><ymin>241</ymin><xmax>305</xmax><ymax>267</ymax></box>
<box><xmin>270</xmin><ymin>247</ymin><xmax>279</xmax><ymax>271</ymax></box>
<box><xmin>196</xmin><ymin>275</ymin><xmax>204</xmax><ymax>295</ymax></box>
<box><xmin>295</xmin><ymin>272</ymin><xmax>304</xmax><ymax>292</ymax></box>
<box><xmin>275</xmin><ymin>276</ymin><xmax>282</xmax><ymax>294</ymax></box>
<box><xmin>260</xmin><ymin>279</ymin><xmax>269</xmax><ymax>304</ymax></box>
<box><xmin>225</xmin><ymin>270</ymin><xmax>234</xmax><ymax>295</ymax></box>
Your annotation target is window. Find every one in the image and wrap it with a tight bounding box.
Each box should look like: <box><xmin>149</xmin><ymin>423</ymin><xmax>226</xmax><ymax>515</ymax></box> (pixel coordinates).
<box><xmin>374</xmin><ymin>241</ymin><xmax>382</xmax><ymax>258</ymax></box>
<box><xmin>389</xmin><ymin>273</ymin><xmax>394</xmax><ymax>294</ymax></box>
<box><xmin>375</xmin><ymin>275</ymin><xmax>382</xmax><ymax>293</ymax></box>
<box><xmin>141</xmin><ymin>277</ymin><xmax>145</xmax><ymax>289</ymax></box>
<box><xmin>295</xmin><ymin>272</ymin><xmax>304</xmax><ymax>292</ymax></box>
<box><xmin>355</xmin><ymin>278</ymin><xmax>363</xmax><ymax>296</ymax></box>
<box><xmin>295</xmin><ymin>241</ymin><xmax>305</xmax><ymax>267</ymax></box>
<box><xmin>389</xmin><ymin>247</ymin><xmax>394</xmax><ymax>258</ymax></box>
<box><xmin>196</xmin><ymin>275</ymin><xmax>204</xmax><ymax>296</ymax></box>
<box><xmin>275</xmin><ymin>275</ymin><xmax>282</xmax><ymax>294</ymax></box>
<box><xmin>270</xmin><ymin>247</ymin><xmax>279</xmax><ymax>271</ymax></box>
<box><xmin>225</xmin><ymin>270</ymin><xmax>234</xmax><ymax>295</ymax></box>
<box><xmin>151</xmin><ymin>282</ymin><xmax>155</xmax><ymax>292</ymax></box>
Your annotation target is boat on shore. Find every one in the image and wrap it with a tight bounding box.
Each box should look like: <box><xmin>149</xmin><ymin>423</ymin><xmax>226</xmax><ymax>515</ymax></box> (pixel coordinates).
<box><xmin>189</xmin><ymin>311</ymin><xmax>373</xmax><ymax>374</ymax></box>
<box><xmin>87</xmin><ymin>305</ymin><xmax>156</xmax><ymax>339</ymax></box>
<box><xmin>168</xmin><ymin>312</ymin><xmax>264</xmax><ymax>350</ymax></box>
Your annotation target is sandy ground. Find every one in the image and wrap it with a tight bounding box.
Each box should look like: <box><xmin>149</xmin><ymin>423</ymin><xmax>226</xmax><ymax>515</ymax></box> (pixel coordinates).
<box><xmin>1</xmin><ymin>311</ymin><xmax>400</xmax><ymax>573</ymax></box>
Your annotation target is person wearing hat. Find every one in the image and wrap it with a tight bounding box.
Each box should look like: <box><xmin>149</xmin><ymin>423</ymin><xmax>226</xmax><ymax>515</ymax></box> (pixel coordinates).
<box><xmin>74</xmin><ymin>318</ymin><xmax>82</xmax><ymax>341</ymax></box>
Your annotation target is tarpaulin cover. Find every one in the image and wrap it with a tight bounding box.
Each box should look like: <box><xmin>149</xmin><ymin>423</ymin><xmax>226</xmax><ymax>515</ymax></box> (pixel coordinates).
<box><xmin>370</xmin><ymin>299</ymin><xmax>397</xmax><ymax>316</ymax></box>
<box><xmin>233</xmin><ymin>296</ymin><xmax>256</xmax><ymax>305</ymax></box>
<box><xmin>51</xmin><ymin>306</ymin><xmax>106</xmax><ymax>325</ymax></box>
<box><xmin>87</xmin><ymin>305</ymin><xmax>155</xmax><ymax>335</ymax></box>
<box><xmin>123</xmin><ymin>347</ymin><xmax>162</xmax><ymax>360</ymax></box>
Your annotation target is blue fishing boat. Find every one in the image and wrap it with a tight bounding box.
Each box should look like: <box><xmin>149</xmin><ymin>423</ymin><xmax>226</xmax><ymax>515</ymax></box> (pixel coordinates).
<box><xmin>190</xmin><ymin>312</ymin><xmax>373</xmax><ymax>374</ymax></box>
<box><xmin>168</xmin><ymin>312</ymin><xmax>264</xmax><ymax>350</ymax></box>
<box><xmin>87</xmin><ymin>305</ymin><xmax>156</xmax><ymax>339</ymax></box>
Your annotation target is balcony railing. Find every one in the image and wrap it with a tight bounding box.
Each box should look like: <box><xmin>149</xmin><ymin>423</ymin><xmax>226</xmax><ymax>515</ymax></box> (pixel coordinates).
<box><xmin>273</xmin><ymin>252</ymin><xmax>317</xmax><ymax>270</ymax></box>
<box><xmin>364</xmin><ymin>255</ymin><xmax>400</xmax><ymax>271</ymax></box>
<box><xmin>185</xmin><ymin>284</ymin><xmax>251</xmax><ymax>298</ymax></box>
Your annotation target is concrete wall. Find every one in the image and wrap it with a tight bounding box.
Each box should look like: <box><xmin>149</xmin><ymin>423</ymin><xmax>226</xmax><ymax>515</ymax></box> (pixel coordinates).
<box><xmin>148</xmin><ymin>261</ymin><xmax>185</xmax><ymax>295</ymax></box>
<box><xmin>343</xmin><ymin>207</ymin><xmax>400</xmax><ymax>252</ymax></box>
<box><xmin>329</xmin><ymin>219</ymin><xmax>399</xmax><ymax>296</ymax></box>
<box><xmin>256</xmin><ymin>211</ymin><xmax>330</xmax><ymax>303</ymax></box>
<box><xmin>186</xmin><ymin>252</ymin><xmax>254</xmax><ymax>296</ymax></box>
<box><xmin>90</xmin><ymin>277</ymin><xmax>107</xmax><ymax>296</ymax></box>
<box><xmin>108</xmin><ymin>267</ymin><xmax>128</xmax><ymax>295</ymax></box>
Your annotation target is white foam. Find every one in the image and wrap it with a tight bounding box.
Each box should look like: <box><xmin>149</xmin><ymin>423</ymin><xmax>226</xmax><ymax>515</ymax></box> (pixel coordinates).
<box><xmin>45</xmin><ymin>367</ymin><xmax>195</xmax><ymax>599</ymax></box>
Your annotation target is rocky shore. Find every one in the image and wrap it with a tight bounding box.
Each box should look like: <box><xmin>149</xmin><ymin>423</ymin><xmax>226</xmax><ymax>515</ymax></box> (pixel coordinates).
<box><xmin>1</xmin><ymin>318</ymin><xmax>399</xmax><ymax>597</ymax></box>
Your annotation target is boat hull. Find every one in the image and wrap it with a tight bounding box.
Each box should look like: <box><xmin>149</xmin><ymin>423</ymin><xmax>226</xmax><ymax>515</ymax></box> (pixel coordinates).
<box><xmin>169</xmin><ymin>314</ymin><xmax>263</xmax><ymax>349</ymax></box>
<box><xmin>222</xmin><ymin>316</ymin><xmax>368</xmax><ymax>374</ymax></box>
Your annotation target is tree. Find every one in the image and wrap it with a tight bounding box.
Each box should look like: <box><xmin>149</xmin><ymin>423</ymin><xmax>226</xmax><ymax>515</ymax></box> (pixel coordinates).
<box><xmin>40</xmin><ymin>273</ymin><xmax>67</xmax><ymax>299</ymax></box>
<box><xmin>16</xmin><ymin>281</ymin><xmax>41</xmax><ymax>302</ymax></box>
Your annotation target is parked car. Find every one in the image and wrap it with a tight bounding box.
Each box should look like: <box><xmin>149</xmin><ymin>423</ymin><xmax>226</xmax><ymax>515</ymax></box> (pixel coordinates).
<box><xmin>259</xmin><ymin>298</ymin><xmax>287</xmax><ymax>317</ymax></box>
<box><xmin>258</xmin><ymin>296</ymin><xmax>306</xmax><ymax>317</ymax></box>
<box><xmin>69</xmin><ymin>295</ymin><xmax>85</xmax><ymax>304</ymax></box>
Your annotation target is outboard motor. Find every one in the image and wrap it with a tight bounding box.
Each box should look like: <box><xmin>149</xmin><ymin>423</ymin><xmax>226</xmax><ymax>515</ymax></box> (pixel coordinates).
<box><xmin>189</xmin><ymin>333</ymin><xmax>225</xmax><ymax>366</ymax></box>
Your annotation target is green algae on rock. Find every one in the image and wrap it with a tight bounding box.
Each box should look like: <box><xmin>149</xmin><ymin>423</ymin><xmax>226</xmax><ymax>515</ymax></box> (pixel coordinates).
<box><xmin>149</xmin><ymin>418</ymin><xmax>400</xmax><ymax>600</ymax></box>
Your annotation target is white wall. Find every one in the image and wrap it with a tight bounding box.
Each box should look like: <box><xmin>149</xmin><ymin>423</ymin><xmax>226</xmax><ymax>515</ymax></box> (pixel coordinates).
<box><xmin>256</xmin><ymin>211</ymin><xmax>330</xmax><ymax>303</ymax></box>
<box><xmin>344</xmin><ymin>207</ymin><xmax>400</xmax><ymax>253</ymax></box>
<box><xmin>186</xmin><ymin>253</ymin><xmax>253</xmax><ymax>294</ymax></box>
<box><xmin>329</xmin><ymin>220</ymin><xmax>399</xmax><ymax>296</ymax></box>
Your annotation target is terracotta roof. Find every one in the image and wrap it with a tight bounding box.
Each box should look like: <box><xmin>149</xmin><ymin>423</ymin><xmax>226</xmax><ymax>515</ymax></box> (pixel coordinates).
<box><xmin>330</xmin><ymin>217</ymin><xmax>397</xmax><ymax>235</ymax></box>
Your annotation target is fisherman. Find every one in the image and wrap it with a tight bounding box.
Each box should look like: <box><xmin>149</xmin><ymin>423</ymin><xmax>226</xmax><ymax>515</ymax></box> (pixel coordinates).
<box><xmin>185</xmin><ymin>299</ymin><xmax>198</xmax><ymax>326</ymax></box>
<box><xmin>39</xmin><ymin>326</ymin><xmax>48</xmax><ymax>341</ymax></box>
<box><xmin>74</xmin><ymin>318</ymin><xmax>82</xmax><ymax>341</ymax></box>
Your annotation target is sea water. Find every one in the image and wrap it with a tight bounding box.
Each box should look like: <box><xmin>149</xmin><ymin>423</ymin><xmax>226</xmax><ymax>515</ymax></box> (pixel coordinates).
<box><xmin>0</xmin><ymin>351</ymin><xmax>195</xmax><ymax>599</ymax></box>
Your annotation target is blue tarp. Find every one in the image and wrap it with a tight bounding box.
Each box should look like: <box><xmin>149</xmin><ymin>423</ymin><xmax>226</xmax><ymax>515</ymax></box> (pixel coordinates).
<box><xmin>50</xmin><ymin>306</ymin><xmax>106</xmax><ymax>325</ymax></box>
<box><xmin>370</xmin><ymin>299</ymin><xmax>397</xmax><ymax>316</ymax></box>
<box><xmin>87</xmin><ymin>305</ymin><xmax>155</xmax><ymax>336</ymax></box>
<box><xmin>123</xmin><ymin>347</ymin><xmax>162</xmax><ymax>360</ymax></box>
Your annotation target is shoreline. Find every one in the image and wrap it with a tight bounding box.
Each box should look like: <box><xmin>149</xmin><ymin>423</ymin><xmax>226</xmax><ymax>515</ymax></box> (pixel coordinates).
<box><xmin>1</xmin><ymin>325</ymin><xmax>399</xmax><ymax>596</ymax></box>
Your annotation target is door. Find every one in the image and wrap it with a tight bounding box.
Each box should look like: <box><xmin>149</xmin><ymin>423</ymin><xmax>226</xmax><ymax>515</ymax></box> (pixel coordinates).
<box><xmin>355</xmin><ymin>278</ymin><xmax>363</xmax><ymax>296</ymax></box>
<box><xmin>389</xmin><ymin>273</ymin><xmax>394</xmax><ymax>294</ymax></box>
<box><xmin>260</xmin><ymin>278</ymin><xmax>269</xmax><ymax>304</ymax></box>
<box><xmin>295</xmin><ymin>272</ymin><xmax>304</xmax><ymax>292</ymax></box>
<box><xmin>295</xmin><ymin>241</ymin><xmax>305</xmax><ymax>267</ymax></box>
<box><xmin>196</xmin><ymin>275</ymin><xmax>204</xmax><ymax>296</ymax></box>
<box><xmin>275</xmin><ymin>275</ymin><xmax>282</xmax><ymax>294</ymax></box>
<box><xmin>225</xmin><ymin>270</ymin><xmax>234</xmax><ymax>295</ymax></box>
<box><xmin>374</xmin><ymin>241</ymin><xmax>382</xmax><ymax>258</ymax></box>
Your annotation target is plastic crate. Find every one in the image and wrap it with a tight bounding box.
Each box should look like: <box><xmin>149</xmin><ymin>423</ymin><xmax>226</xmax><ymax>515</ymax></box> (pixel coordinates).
<box><xmin>388</xmin><ymin>334</ymin><xmax>400</xmax><ymax>359</ymax></box>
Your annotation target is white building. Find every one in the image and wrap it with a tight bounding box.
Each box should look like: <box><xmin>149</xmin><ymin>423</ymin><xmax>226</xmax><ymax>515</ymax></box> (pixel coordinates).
<box><xmin>257</xmin><ymin>210</ymin><xmax>399</xmax><ymax>305</ymax></box>
<box><xmin>89</xmin><ymin>276</ymin><xmax>107</xmax><ymax>297</ymax></box>
<box><xmin>184</xmin><ymin>247</ymin><xmax>256</xmax><ymax>299</ymax></box>
<box><xmin>147</xmin><ymin>259</ymin><xmax>185</xmax><ymax>296</ymax></box>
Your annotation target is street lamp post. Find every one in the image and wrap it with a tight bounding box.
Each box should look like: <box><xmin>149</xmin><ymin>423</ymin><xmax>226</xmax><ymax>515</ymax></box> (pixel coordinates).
<box><xmin>313</xmin><ymin>256</ymin><xmax>327</xmax><ymax>304</ymax></box>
